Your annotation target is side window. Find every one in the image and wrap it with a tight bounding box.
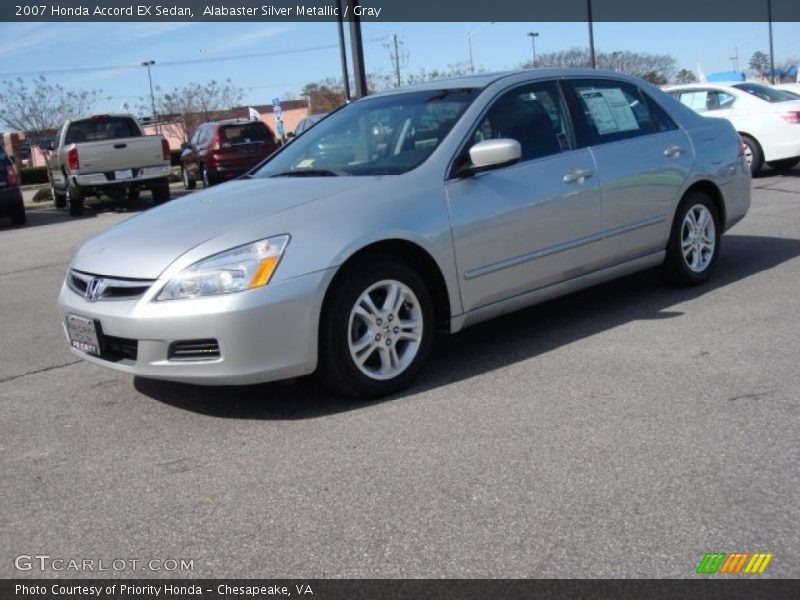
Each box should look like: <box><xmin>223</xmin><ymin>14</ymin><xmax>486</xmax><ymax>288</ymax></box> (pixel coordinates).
<box><xmin>566</xmin><ymin>79</ymin><xmax>658</xmax><ymax>146</ymax></box>
<box><xmin>190</xmin><ymin>128</ymin><xmax>201</xmax><ymax>145</ymax></box>
<box><xmin>643</xmin><ymin>93</ymin><xmax>678</xmax><ymax>132</ymax></box>
<box><xmin>678</xmin><ymin>90</ymin><xmax>735</xmax><ymax>112</ymax></box>
<box><xmin>469</xmin><ymin>81</ymin><xmax>570</xmax><ymax>162</ymax></box>
<box><xmin>709</xmin><ymin>91</ymin><xmax>735</xmax><ymax>111</ymax></box>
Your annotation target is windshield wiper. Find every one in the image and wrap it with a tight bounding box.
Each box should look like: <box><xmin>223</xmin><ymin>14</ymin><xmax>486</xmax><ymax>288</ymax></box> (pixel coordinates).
<box><xmin>270</xmin><ymin>169</ymin><xmax>347</xmax><ymax>177</ymax></box>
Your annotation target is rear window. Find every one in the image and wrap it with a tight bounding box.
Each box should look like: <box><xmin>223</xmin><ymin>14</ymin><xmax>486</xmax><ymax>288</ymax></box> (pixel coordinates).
<box><xmin>219</xmin><ymin>123</ymin><xmax>272</xmax><ymax>145</ymax></box>
<box><xmin>732</xmin><ymin>83</ymin><xmax>798</xmax><ymax>103</ymax></box>
<box><xmin>65</xmin><ymin>117</ymin><xmax>141</xmax><ymax>144</ymax></box>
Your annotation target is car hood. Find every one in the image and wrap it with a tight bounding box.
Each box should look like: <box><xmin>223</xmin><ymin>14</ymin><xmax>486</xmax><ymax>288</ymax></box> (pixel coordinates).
<box><xmin>71</xmin><ymin>177</ymin><xmax>373</xmax><ymax>279</ymax></box>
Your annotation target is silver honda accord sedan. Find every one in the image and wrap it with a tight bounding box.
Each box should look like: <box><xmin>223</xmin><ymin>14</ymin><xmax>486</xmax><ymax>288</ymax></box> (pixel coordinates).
<box><xmin>58</xmin><ymin>69</ymin><xmax>750</xmax><ymax>398</ymax></box>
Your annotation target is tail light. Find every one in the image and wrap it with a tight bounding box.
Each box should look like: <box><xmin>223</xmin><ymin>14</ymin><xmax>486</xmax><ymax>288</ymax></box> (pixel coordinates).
<box><xmin>5</xmin><ymin>164</ymin><xmax>18</xmax><ymax>186</ymax></box>
<box><xmin>67</xmin><ymin>146</ymin><xmax>80</xmax><ymax>171</ymax></box>
<box><xmin>161</xmin><ymin>137</ymin><xmax>170</xmax><ymax>161</ymax></box>
<box><xmin>208</xmin><ymin>130</ymin><xmax>221</xmax><ymax>151</ymax></box>
<box><xmin>779</xmin><ymin>111</ymin><xmax>800</xmax><ymax>124</ymax></box>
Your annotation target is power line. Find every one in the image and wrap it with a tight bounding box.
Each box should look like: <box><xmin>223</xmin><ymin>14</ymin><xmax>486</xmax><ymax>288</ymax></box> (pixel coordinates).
<box><xmin>0</xmin><ymin>37</ymin><xmax>385</xmax><ymax>79</ymax></box>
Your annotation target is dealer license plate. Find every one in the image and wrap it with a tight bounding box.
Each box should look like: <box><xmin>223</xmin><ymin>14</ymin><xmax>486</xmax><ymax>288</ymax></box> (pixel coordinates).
<box><xmin>66</xmin><ymin>314</ymin><xmax>101</xmax><ymax>356</ymax></box>
<box><xmin>115</xmin><ymin>169</ymin><xmax>133</xmax><ymax>180</ymax></box>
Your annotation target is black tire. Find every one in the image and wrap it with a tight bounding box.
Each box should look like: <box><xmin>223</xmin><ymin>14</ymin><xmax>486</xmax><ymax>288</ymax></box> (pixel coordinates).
<box><xmin>51</xmin><ymin>182</ymin><xmax>66</xmax><ymax>208</ymax></box>
<box><xmin>182</xmin><ymin>166</ymin><xmax>196</xmax><ymax>190</ymax></box>
<box><xmin>741</xmin><ymin>134</ymin><xmax>763</xmax><ymax>176</ymax></box>
<box><xmin>202</xmin><ymin>166</ymin><xmax>215</xmax><ymax>188</ymax></box>
<box><xmin>151</xmin><ymin>178</ymin><xmax>170</xmax><ymax>204</ymax></box>
<box><xmin>318</xmin><ymin>256</ymin><xmax>434</xmax><ymax>399</ymax></box>
<box><xmin>658</xmin><ymin>191</ymin><xmax>721</xmax><ymax>287</ymax></box>
<box><xmin>11</xmin><ymin>206</ymin><xmax>26</xmax><ymax>226</ymax></box>
<box><xmin>66</xmin><ymin>181</ymin><xmax>84</xmax><ymax>217</ymax></box>
<box><xmin>127</xmin><ymin>187</ymin><xmax>140</xmax><ymax>202</ymax></box>
<box><xmin>767</xmin><ymin>157</ymin><xmax>800</xmax><ymax>173</ymax></box>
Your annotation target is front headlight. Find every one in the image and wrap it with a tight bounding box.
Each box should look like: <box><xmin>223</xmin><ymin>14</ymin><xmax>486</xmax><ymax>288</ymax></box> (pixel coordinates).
<box><xmin>156</xmin><ymin>235</ymin><xmax>290</xmax><ymax>301</ymax></box>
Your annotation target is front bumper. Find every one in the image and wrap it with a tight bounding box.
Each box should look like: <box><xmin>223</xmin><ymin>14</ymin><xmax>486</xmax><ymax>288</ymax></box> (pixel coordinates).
<box><xmin>57</xmin><ymin>268</ymin><xmax>334</xmax><ymax>385</ymax></box>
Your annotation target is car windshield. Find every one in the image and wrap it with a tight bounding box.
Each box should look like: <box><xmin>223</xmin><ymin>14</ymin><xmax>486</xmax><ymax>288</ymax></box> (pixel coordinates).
<box><xmin>732</xmin><ymin>83</ymin><xmax>799</xmax><ymax>103</ymax></box>
<box><xmin>252</xmin><ymin>89</ymin><xmax>478</xmax><ymax>177</ymax></box>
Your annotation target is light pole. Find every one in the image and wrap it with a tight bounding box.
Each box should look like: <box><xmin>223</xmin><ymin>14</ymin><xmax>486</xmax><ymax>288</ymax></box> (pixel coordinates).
<box><xmin>467</xmin><ymin>22</ymin><xmax>495</xmax><ymax>75</ymax></box>
<box><xmin>767</xmin><ymin>0</ymin><xmax>776</xmax><ymax>84</ymax></box>
<box><xmin>142</xmin><ymin>60</ymin><xmax>157</xmax><ymax>133</ymax></box>
<box><xmin>587</xmin><ymin>0</ymin><xmax>596</xmax><ymax>68</ymax></box>
<box><xmin>527</xmin><ymin>32</ymin><xmax>539</xmax><ymax>67</ymax></box>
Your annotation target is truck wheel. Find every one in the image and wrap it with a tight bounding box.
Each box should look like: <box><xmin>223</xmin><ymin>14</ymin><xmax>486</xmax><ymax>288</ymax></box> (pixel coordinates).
<box><xmin>182</xmin><ymin>166</ymin><xmax>196</xmax><ymax>190</ymax></box>
<box><xmin>127</xmin><ymin>187</ymin><xmax>140</xmax><ymax>202</ymax></box>
<box><xmin>51</xmin><ymin>182</ymin><xmax>66</xmax><ymax>208</ymax></box>
<box><xmin>11</xmin><ymin>204</ymin><xmax>26</xmax><ymax>226</ymax></box>
<box><xmin>151</xmin><ymin>178</ymin><xmax>170</xmax><ymax>204</ymax></box>
<box><xmin>67</xmin><ymin>181</ymin><xmax>84</xmax><ymax>217</ymax></box>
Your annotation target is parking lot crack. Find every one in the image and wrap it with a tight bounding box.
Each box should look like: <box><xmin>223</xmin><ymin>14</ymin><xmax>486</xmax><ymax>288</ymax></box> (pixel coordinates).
<box><xmin>0</xmin><ymin>360</ymin><xmax>82</xmax><ymax>385</ymax></box>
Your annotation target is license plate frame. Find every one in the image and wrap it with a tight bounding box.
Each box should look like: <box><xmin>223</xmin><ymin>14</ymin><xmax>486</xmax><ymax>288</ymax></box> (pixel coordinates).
<box><xmin>114</xmin><ymin>169</ymin><xmax>133</xmax><ymax>180</ymax></box>
<box><xmin>66</xmin><ymin>314</ymin><xmax>102</xmax><ymax>356</ymax></box>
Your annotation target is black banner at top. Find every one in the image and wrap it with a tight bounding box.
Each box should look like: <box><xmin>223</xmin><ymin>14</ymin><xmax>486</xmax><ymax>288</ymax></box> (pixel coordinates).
<box><xmin>2</xmin><ymin>0</ymin><xmax>800</xmax><ymax>22</ymax></box>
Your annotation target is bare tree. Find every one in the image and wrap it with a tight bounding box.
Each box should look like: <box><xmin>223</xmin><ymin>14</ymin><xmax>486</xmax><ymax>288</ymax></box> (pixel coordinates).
<box><xmin>145</xmin><ymin>79</ymin><xmax>245</xmax><ymax>142</ymax></box>
<box><xmin>0</xmin><ymin>76</ymin><xmax>101</xmax><ymax>155</ymax></box>
<box><xmin>529</xmin><ymin>48</ymin><xmax>677</xmax><ymax>83</ymax></box>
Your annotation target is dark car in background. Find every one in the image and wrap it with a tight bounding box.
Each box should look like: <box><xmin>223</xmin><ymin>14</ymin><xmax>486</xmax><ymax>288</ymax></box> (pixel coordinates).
<box><xmin>180</xmin><ymin>119</ymin><xmax>278</xmax><ymax>189</ymax></box>
<box><xmin>0</xmin><ymin>144</ymin><xmax>25</xmax><ymax>226</ymax></box>
<box><xmin>293</xmin><ymin>113</ymin><xmax>328</xmax><ymax>137</ymax></box>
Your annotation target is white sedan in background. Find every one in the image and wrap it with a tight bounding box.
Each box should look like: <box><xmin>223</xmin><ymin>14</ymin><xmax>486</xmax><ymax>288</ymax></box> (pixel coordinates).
<box><xmin>666</xmin><ymin>82</ymin><xmax>800</xmax><ymax>174</ymax></box>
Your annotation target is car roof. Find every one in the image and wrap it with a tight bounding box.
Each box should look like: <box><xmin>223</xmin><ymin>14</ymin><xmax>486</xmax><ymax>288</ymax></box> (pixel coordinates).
<box><xmin>370</xmin><ymin>68</ymin><xmax>636</xmax><ymax>97</ymax></box>
<box><xmin>665</xmin><ymin>82</ymin><xmax>747</xmax><ymax>91</ymax></box>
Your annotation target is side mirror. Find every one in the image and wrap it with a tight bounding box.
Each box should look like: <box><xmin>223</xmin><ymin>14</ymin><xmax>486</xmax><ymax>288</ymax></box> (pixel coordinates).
<box><xmin>457</xmin><ymin>139</ymin><xmax>521</xmax><ymax>177</ymax></box>
<box><xmin>180</xmin><ymin>142</ymin><xmax>191</xmax><ymax>151</ymax></box>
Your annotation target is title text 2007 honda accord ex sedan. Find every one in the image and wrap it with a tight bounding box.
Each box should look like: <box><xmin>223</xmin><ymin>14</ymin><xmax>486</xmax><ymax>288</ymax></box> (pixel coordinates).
<box><xmin>58</xmin><ymin>69</ymin><xmax>750</xmax><ymax>398</ymax></box>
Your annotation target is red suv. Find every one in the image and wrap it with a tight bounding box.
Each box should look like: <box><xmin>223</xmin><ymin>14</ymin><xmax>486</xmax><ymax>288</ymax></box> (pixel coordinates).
<box><xmin>180</xmin><ymin>119</ymin><xmax>278</xmax><ymax>188</ymax></box>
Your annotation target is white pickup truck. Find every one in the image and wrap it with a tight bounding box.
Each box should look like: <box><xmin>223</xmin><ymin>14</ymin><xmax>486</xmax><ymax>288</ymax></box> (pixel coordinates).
<box><xmin>47</xmin><ymin>114</ymin><xmax>172</xmax><ymax>216</ymax></box>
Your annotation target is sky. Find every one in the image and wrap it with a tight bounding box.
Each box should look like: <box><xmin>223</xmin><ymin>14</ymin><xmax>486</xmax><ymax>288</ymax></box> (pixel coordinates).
<box><xmin>0</xmin><ymin>20</ymin><xmax>798</xmax><ymax>114</ymax></box>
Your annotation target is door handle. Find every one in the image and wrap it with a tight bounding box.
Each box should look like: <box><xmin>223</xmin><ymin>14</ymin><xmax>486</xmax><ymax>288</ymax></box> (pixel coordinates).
<box><xmin>664</xmin><ymin>145</ymin><xmax>683</xmax><ymax>158</ymax></box>
<box><xmin>562</xmin><ymin>169</ymin><xmax>593</xmax><ymax>184</ymax></box>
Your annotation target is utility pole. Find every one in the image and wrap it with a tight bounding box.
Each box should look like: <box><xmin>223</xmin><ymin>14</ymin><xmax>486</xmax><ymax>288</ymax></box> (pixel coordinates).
<box><xmin>347</xmin><ymin>0</ymin><xmax>368</xmax><ymax>98</ymax></box>
<box><xmin>527</xmin><ymin>32</ymin><xmax>539</xmax><ymax>67</ymax></box>
<box><xmin>393</xmin><ymin>34</ymin><xmax>401</xmax><ymax>87</ymax></box>
<box><xmin>142</xmin><ymin>60</ymin><xmax>157</xmax><ymax>133</ymax></box>
<box><xmin>336</xmin><ymin>0</ymin><xmax>351</xmax><ymax>101</ymax></box>
<box><xmin>767</xmin><ymin>0</ymin><xmax>776</xmax><ymax>84</ymax></box>
<box><xmin>467</xmin><ymin>22</ymin><xmax>495</xmax><ymax>75</ymax></box>
<box><xmin>587</xmin><ymin>0</ymin><xmax>596</xmax><ymax>68</ymax></box>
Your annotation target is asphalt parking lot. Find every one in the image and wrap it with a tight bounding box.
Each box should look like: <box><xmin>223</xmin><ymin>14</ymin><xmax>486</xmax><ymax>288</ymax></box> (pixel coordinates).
<box><xmin>1</xmin><ymin>172</ymin><xmax>799</xmax><ymax>579</ymax></box>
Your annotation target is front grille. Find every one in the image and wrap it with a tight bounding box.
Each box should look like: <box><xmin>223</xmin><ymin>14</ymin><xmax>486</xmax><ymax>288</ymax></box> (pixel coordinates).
<box><xmin>69</xmin><ymin>270</ymin><xmax>154</xmax><ymax>301</ymax></box>
<box><xmin>168</xmin><ymin>339</ymin><xmax>221</xmax><ymax>361</ymax></box>
<box><xmin>102</xmin><ymin>335</ymin><xmax>138</xmax><ymax>362</ymax></box>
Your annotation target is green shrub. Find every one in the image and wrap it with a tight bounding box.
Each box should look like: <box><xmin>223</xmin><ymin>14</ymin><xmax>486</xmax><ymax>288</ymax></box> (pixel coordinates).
<box><xmin>19</xmin><ymin>166</ymin><xmax>49</xmax><ymax>185</ymax></box>
<box><xmin>32</xmin><ymin>187</ymin><xmax>52</xmax><ymax>203</ymax></box>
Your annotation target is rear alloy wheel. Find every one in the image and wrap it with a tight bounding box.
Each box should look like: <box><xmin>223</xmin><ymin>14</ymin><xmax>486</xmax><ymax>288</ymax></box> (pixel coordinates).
<box><xmin>182</xmin><ymin>166</ymin><xmax>196</xmax><ymax>190</ymax></box>
<box><xmin>66</xmin><ymin>181</ymin><xmax>84</xmax><ymax>217</ymax></box>
<box><xmin>318</xmin><ymin>257</ymin><xmax>434</xmax><ymax>398</ymax></box>
<box><xmin>740</xmin><ymin>134</ymin><xmax>763</xmax><ymax>176</ymax></box>
<box><xmin>658</xmin><ymin>192</ymin><xmax>720</xmax><ymax>286</ymax></box>
<box><xmin>767</xmin><ymin>157</ymin><xmax>800</xmax><ymax>173</ymax></box>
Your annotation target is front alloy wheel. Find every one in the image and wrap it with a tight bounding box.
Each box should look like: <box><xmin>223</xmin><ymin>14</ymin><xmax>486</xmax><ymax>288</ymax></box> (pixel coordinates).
<box><xmin>318</xmin><ymin>257</ymin><xmax>434</xmax><ymax>398</ymax></box>
<box><xmin>348</xmin><ymin>280</ymin><xmax>424</xmax><ymax>381</ymax></box>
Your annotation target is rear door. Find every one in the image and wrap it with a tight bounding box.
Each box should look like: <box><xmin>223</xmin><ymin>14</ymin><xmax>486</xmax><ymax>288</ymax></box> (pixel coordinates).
<box><xmin>564</xmin><ymin>78</ymin><xmax>693</xmax><ymax>264</ymax></box>
<box><xmin>445</xmin><ymin>80</ymin><xmax>604</xmax><ymax>313</ymax></box>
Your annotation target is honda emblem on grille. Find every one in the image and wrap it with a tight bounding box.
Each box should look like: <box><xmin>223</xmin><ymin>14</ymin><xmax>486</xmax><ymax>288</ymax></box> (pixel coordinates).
<box><xmin>85</xmin><ymin>278</ymin><xmax>107</xmax><ymax>302</ymax></box>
